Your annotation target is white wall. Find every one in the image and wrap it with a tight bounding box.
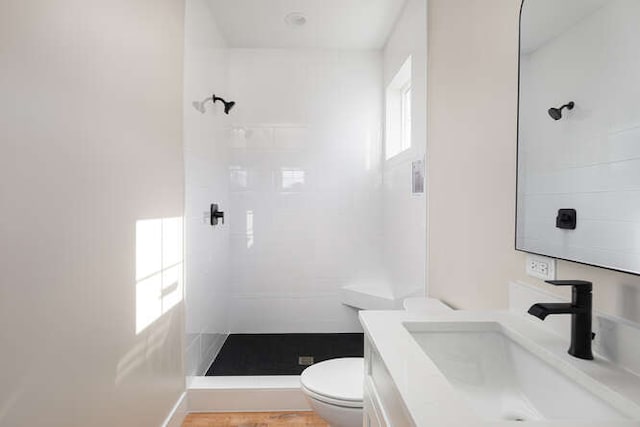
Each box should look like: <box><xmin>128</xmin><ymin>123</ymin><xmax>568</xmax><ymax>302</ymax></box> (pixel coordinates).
<box><xmin>518</xmin><ymin>0</ymin><xmax>640</xmax><ymax>274</ymax></box>
<box><xmin>0</xmin><ymin>0</ymin><xmax>186</xmax><ymax>426</ymax></box>
<box><xmin>225</xmin><ymin>49</ymin><xmax>384</xmax><ymax>333</ymax></box>
<box><xmin>427</xmin><ymin>0</ymin><xmax>640</xmax><ymax>325</ymax></box>
<box><xmin>183</xmin><ymin>0</ymin><xmax>231</xmax><ymax>377</ymax></box>
<box><xmin>382</xmin><ymin>0</ymin><xmax>428</xmax><ymax>299</ymax></box>
<box><xmin>427</xmin><ymin>0</ymin><xmax>527</xmax><ymax>310</ymax></box>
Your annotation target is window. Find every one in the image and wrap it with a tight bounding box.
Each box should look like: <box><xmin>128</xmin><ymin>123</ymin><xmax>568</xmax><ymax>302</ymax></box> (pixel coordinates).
<box><xmin>401</xmin><ymin>83</ymin><xmax>412</xmax><ymax>153</ymax></box>
<box><xmin>385</xmin><ymin>56</ymin><xmax>412</xmax><ymax>160</ymax></box>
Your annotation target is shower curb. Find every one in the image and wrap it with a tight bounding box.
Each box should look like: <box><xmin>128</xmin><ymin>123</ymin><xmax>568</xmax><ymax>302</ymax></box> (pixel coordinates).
<box><xmin>187</xmin><ymin>376</ymin><xmax>311</xmax><ymax>413</ymax></box>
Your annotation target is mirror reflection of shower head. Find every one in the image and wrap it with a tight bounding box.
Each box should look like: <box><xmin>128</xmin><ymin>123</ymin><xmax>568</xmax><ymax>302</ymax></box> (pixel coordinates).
<box><xmin>192</xmin><ymin>94</ymin><xmax>236</xmax><ymax>115</ymax></box>
<box><xmin>548</xmin><ymin>101</ymin><xmax>574</xmax><ymax>121</ymax></box>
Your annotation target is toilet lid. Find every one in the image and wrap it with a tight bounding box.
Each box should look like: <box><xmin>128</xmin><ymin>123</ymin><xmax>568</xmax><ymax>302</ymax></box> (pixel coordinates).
<box><xmin>300</xmin><ymin>358</ymin><xmax>364</xmax><ymax>403</ymax></box>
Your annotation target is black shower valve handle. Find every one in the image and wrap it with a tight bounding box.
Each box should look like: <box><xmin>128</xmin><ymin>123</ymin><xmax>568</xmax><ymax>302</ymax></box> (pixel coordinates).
<box><xmin>210</xmin><ymin>203</ymin><xmax>225</xmax><ymax>226</ymax></box>
<box><xmin>215</xmin><ymin>210</ymin><xmax>225</xmax><ymax>225</ymax></box>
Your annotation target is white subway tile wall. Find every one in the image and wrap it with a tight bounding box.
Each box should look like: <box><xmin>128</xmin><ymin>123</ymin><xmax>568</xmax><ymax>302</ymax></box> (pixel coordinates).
<box><xmin>183</xmin><ymin>0</ymin><xmax>231</xmax><ymax>376</ymax></box>
<box><xmin>381</xmin><ymin>0</ymin><xmax>428</xmax><ymax>299</ymax></box>
<box><xmin>183</xmin><ymin>0</ymin><xmax>428</xmax><ymax>342</ymax></box>
<box><xmin>225</xmin><ymin>49</ymin><xmax>384</xmax><ymax>333</ymax></box>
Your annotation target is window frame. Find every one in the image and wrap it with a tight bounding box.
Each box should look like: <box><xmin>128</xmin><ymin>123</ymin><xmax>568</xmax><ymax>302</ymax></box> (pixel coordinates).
<box><xmin>385</xmin><ymin>56</ymin><xmax>413</xmax><ymax>160</ymax></box>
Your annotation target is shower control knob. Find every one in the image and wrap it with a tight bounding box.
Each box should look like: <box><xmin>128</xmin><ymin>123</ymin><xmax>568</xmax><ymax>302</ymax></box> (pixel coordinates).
<box><xmin>210</xmin><ymin>203</ymin><xmax>225</xmax><ymax>226</ymax></box>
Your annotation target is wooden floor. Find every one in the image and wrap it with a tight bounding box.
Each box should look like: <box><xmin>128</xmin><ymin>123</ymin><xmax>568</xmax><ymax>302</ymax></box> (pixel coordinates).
<box><xmin>182</xmin><ymin>411</ymin><xmax>329</xmax><ymax>427</ymax></box>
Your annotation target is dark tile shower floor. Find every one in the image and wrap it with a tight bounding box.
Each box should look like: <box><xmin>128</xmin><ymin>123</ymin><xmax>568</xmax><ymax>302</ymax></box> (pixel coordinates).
<box><xmin>206</xmin><ymin>333</ymin><xmax>364</xmax><ymax>376</ymax></box>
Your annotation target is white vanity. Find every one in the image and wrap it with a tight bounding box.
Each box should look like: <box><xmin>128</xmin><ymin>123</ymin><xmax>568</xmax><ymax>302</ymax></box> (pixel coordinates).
<box><xmin>360</xmin><ymin>310</ymin><xmax>640</xmax><ymax>426</ymax></box>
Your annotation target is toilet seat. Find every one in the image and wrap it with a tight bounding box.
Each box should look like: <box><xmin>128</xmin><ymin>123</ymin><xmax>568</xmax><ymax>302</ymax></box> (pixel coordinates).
<box><xmin>300</xmin><ymin>358</ymin><xmax>364</xmax><ymax>408</ymax></box>
<box><xmin>301</xmin><ymin>385</ymin><xmax>363</xmax><ymax>408</ymax></box>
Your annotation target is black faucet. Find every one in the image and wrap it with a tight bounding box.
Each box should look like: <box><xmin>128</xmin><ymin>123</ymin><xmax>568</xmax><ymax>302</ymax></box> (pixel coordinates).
<box><xmin>527</xmin><ymin>280</ymin><xmax>594</xmax><ymax>360</ymax></box>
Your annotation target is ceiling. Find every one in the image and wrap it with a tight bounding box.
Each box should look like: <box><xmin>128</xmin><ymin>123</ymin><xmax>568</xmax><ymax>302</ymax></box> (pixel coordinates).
<box><xmin>521</xmin><ymin>0</ymin><xmax>609</xmax><ymax>54</ymax></box>
<box><xmin>206</xmin><ymin>0</ymin><xmax>408</xmax><ymax>49</ymax></box>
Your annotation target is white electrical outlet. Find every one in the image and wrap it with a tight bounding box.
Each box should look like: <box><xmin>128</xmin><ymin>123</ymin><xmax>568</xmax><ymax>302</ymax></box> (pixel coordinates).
<box><xmin>525</xmin><ymin>254</ymin><xmax>557</xmax><ymax>280</ymax></box>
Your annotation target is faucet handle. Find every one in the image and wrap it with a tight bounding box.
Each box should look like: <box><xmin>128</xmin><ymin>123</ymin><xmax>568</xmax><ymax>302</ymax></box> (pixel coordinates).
<box><xmin>545</xmin><ymin>280</ymin><xmax>592</xmax><ymax>291</ymax></box>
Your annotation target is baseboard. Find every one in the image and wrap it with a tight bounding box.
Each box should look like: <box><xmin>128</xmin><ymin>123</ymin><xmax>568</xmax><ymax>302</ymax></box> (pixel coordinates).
<box><xmin>187</xmin><ymin>376</ymin><xmax>311</xmax><ymax>413</ymax></box>
<box><xmin>161</xmin><ymin>391</ymin><xmax>187</xmax><ymax>427</ymax></box>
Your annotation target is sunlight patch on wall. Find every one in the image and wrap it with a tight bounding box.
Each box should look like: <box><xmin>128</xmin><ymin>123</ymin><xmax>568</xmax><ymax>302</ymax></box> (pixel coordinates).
<box><xmin>135</xmin><ymin>217</ymin><xmax>183</xmax><ymax>334</ymax></box>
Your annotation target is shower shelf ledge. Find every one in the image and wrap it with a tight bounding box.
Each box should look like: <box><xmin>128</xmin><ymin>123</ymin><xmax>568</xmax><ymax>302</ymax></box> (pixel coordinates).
<box><xmin>341</xmin><ymin>283</ymin><xmax>409</xmax><ymax>310</ymax></box>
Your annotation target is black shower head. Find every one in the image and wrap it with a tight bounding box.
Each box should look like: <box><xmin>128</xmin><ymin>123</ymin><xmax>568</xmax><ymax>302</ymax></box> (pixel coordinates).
<box><xmin>213</xmin><ymin>95</ymin><xmax>235</xmax><ymax>115</ymax></box>
<box><xmin>548</xmin><ymin>101</ymin><xmax>574</xmax><ymax>121</ymax></box>
<box><xmin>548</xmin><ymin>107</ymin><xmax>562</xmax><ymax>120</ymax></box>
<box><xmin>223</xmin><ymin>100</ymin><xmax>235</xmax><ymax>115</ymax></box>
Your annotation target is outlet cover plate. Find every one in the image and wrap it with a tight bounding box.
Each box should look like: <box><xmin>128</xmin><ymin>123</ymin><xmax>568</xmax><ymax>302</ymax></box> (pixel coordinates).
<box><xmin>526</xmin><ymin>254</ymin><xmax>557</xmax><ymax>281</ymax></box>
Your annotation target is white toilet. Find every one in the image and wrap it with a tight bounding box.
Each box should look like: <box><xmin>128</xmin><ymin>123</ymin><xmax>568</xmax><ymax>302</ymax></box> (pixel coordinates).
<box><xmin>301</xmin><ymin>298</ymin><xmax>452</xmax><ymax>426</ymax></box>
<box><xmin>300</xmin><ymin>357</ymin><xmax>364</xmax><ymax>427</ymax></box>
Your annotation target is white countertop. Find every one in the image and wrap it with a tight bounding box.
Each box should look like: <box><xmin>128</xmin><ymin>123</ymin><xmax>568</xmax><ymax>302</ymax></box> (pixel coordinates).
<box><xmin>359</xmin><ymin>310</ymin><xmax>640</xmax><ymax>427</ymax></box>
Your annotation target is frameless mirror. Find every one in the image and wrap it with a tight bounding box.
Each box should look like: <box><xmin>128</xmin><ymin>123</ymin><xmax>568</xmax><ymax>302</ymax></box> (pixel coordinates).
<box><xmin>516</xmin><ymin>0</ymin><xmax>640</xmax><ymax>274</ymax></box>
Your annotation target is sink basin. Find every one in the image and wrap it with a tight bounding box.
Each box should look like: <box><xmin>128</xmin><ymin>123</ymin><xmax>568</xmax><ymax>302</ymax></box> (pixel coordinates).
<box><xmin>404</xmin><ymin>321</ymin><xmax>630</xmax><ymax>422</ymax></box>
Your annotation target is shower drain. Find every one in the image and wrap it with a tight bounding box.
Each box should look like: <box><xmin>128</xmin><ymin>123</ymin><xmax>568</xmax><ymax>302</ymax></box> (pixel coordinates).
<box><xmin>298</xmin><ymin>356</ymin><xmax>314</xmax><ymax>366</ymax></box>
<box><xmin>503</xmin><ymin>412</ymin><xmax>528</xmax><ymax>422</ymax></box>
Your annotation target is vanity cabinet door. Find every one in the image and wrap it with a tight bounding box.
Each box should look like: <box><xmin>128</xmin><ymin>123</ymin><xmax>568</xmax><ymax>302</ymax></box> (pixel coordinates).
<box><xmin>363</xmin><ymin>376</ymin><xmax>387</xmax><ymax>427</ymax></box>
<box><xmin>364</xmin><ymin>335</ymin><xmax>414</xmax><ymax>426</ymax></box>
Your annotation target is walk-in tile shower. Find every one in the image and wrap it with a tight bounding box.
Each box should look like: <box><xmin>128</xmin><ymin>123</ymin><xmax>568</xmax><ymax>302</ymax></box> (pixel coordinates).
<box><xmin>183</xmin><ymin>0</ymin><xmax>428</xmax><ymax>378</ymax></box>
